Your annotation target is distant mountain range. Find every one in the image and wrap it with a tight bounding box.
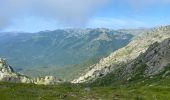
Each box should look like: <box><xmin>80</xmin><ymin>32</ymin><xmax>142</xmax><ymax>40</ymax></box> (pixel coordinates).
<box><xmin>0</xmin><ymin>28</ymin><xmax>135</xmax><ymax>80</ymax></box>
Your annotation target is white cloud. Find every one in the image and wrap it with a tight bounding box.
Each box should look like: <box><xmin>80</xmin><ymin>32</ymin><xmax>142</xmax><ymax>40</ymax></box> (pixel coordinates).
<box><xmin>0</xmin><ymin>0</ymin><xmax>110</xmax><ymax>29</ymax></box>
<box><xmin>0</xmin><ymin>0</ymin><xmax>170</xmax><ymax>30</ymax></box>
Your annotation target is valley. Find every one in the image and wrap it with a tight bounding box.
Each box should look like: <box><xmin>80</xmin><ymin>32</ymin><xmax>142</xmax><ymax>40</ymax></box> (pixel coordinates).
<box><xmin>1</xmin><ymin>0</ymin><xmax>170</xmax><ymax>99</ymax></box>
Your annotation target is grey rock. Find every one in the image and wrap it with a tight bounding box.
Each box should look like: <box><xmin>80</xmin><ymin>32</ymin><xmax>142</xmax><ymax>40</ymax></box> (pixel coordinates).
<box><xmin>0</xmin><ymin>58</ymin><xmax>62</xmax><ymax>85</ymax></box>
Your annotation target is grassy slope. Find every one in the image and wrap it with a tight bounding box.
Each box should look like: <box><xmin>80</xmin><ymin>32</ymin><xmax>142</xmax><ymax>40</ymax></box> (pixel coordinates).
<box><xmin>1</xmin><ymin>75</ymin><xmax>170</xmax><ymax>100</ymax></box>
<box><xmin>1</xmin><ymin>64</ymin><xmax>170</xmax><ymax>100</ymax></box>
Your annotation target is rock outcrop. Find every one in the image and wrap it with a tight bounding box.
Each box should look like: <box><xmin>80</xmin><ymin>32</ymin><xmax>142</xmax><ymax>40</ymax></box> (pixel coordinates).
<box><xmin>34</xmin><ymin>76</ymin><xmax>62</xmax><ymax>85</ymax></box>
<box><xmin>0</xmin><ymin>58</ymin><xmax>32</xmax><ymax>83</ymax></box>
<box><xmin>0</xmin><ymin>58</ymin><xmax>62</xmax><ymax>85</ymax></box>
<box><xmin>72</xmin><ymin>25</ymin><xmax>170</xmax><ymax>83</ymax></box>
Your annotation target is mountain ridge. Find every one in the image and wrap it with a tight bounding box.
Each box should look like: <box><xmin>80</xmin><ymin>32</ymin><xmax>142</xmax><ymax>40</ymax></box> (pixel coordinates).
<box><xmin>0</xmin><ymin>28</ymin><xmax>133</xmax><ymax>80</ymax></box>
<box><xmin>72</xmin><ymin>25</ymin><xmax>170</xmax><ymax>83</ymax></box>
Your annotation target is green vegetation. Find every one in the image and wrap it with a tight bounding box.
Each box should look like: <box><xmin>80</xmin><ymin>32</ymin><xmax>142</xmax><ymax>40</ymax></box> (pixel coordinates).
<box><xmin>91</xmin><ymin>63</ymin><xmax>170</xmax><ymax>87</ymax></box>
<box><xmin>1</xmin><ymin>27</ymin><xmax>170</xmax><ymax>99</ymax></box>
<box><xmin>1</xmin><ymin>75</ymin><xmax>170</xmax><ymax>100</ymax></box>
<box><xmin>1</xmin><ymin>64</ymin><xmax>170</xmax><ymax>100</ymax></box>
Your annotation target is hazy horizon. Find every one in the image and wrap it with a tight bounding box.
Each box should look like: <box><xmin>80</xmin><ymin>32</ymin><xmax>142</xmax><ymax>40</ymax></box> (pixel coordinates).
<box><xmin>0</xmin><ymin>26</ymin><xmax>155</xmax><ymax>33</ymax></box>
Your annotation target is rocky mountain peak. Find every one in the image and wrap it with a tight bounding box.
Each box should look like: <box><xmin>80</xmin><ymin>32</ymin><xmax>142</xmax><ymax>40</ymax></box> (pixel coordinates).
<box><xmin>0</xmin><ymin>58</ymin><xmax>14</xmax><ymax>73</ymax></box>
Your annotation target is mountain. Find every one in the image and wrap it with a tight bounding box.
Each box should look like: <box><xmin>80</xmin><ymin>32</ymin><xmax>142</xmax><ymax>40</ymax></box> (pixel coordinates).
<box><xmin>0</xmin><ymin>28</ymin><xmax>133</xmax><ymax>80</ymax></box>
<box><xmin>1</xmin><ymin>27</ymin><xmax>170</xmax><ymax>99</ymax></box>
<box><xmin>91</xmin><ymin>38</ymin><xmax>170</xmax><ymax>86</ymax></box>
<box><xmin>72</xmin><ymin>25</ymin><xmax>170</xmax><ymax>83</ymax></box>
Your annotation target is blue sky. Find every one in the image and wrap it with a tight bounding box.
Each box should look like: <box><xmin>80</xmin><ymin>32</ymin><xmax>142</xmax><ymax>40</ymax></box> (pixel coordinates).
<box><xmin>1</xmin><ymin>0</ymin><xmax>170</xmax><ymax>32</ymax></box>
<box><xmin>90</xmin><ymin>1</ymin><xmax>170</xmax><ymax>28</ymax></box>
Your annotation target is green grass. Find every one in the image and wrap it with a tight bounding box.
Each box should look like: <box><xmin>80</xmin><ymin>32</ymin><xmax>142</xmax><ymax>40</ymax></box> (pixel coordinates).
<box><xmin>1</xmin><ymin>64</ymin><xmax>170</xmax><ymax>99</ymax></box>
<box><xmin>1</xmin><ymin>78</ymin><xmax>170</xmax><ymax>100</ymax></box>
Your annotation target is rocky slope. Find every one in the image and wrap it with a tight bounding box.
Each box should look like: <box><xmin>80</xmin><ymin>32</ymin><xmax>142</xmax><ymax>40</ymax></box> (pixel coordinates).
<box><xmin>138</xmin><ymin>38</ymin><xmax>170</xmax><ymax>76</ymax></box>
<box><xmin>120</xmin><ymin>37</ymin><xmax>170</xmax><ymax>80</ymax></box>
<box><xmin>72</xmin><ymin>25</ymin><xmax>170</xmax><ymax>83</ymax></box>
<box><xmin>0</xmin><ymin>58</ymin><xmax>61</xmax><ymax>85</ymax></box>
<box><xmin>91</xmin><ymin>38</ymin><xmax>170</xmax><ymax>86</ymax></box>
